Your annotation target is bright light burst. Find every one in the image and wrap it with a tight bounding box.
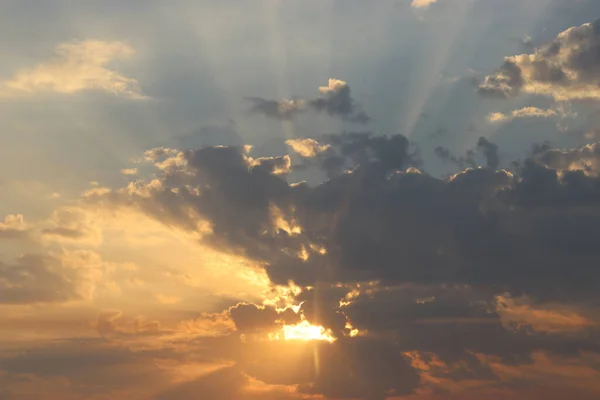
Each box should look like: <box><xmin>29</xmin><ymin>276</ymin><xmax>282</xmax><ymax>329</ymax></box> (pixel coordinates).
<box><xmin>281</xmin><ymin>321</ymin><xmax>336</xmax><ymax>343</ymax></box>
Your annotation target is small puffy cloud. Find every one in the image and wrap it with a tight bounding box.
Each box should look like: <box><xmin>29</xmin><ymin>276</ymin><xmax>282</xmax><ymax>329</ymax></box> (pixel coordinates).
<box><xmin>4</xmin><ymin>40</ymin><xmax>144</xmax><ymax>98</ymax></box>
<box><xmin>489</xmin><ymin>112</ymin><xmax>509</xmax><ymax>123</ymax></box>
<box><xmin>121</xmin><ymin>168</ymin><xmax>138</xmax><ymax>176</ymax></box>
<box><xmin>310</xmin><ymin>78</ymin><xmax>370</xmax><ymax>123</ymax></box>
<box><xmin>285</xmin><ymin>138</ymin><xmax>331</xmax><ymax>158</ymax></box>
<box><xmin>480</xmin><ymin>20</ymin><xmax>600</xmax><ymax>100</ymax></box>
<box><xmin>411</xmin><ymin>0</ymin><xmax>439</xmax><ymax>8</ymax></box>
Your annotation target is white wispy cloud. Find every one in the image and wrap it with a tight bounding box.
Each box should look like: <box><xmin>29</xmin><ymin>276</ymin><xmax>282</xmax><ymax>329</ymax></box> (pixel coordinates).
<box><xmin>3</xmin><ymin>40</ymin><xmax>145</xmax><ymax>99</ymax></box>
<box><xmin>488</xmin><ymin>107</ymin><xmax>558</xmax><ymax>123</ymax></box>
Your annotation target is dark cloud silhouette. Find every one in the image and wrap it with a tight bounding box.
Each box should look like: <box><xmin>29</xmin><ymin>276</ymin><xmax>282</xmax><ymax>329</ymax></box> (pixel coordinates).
<box><xmin>246</xmin><ymin>97</ymin><xmax>306</xmax><ymax>120</ymax></box>
<box><xmin>435</xmin><ymin>136</ymin><xmax>499</xmax><ymax>169</ymax></box>
<box><xmin>247</xmin><ymin>79</ymin><xmax>370</xmax><ymax>124</ymax></box>
<box><xmin>309</xmin><ymin>79</ymin><xmax>371</xmax><ymax>123</ymax></box>
<box><xmin>229</xmin><ymin>303</ymin><xmax>300</xmax><ymax>332</ymax></box>
<box><xmin>477</xmin><ymin>137</ymin><xmax>500</xmax><ymax>169</ymax></box>
<box><xmin>478</xmin><ymin>60</ymin><xmax>524</xmax><ymax>98</ymax></box>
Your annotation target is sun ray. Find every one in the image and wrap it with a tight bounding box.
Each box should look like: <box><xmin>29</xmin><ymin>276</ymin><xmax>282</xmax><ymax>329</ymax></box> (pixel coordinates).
<box><xmin>402</xmin><ymin>0</ymin><xmax>475</xmax><ymax>138</ymax></box>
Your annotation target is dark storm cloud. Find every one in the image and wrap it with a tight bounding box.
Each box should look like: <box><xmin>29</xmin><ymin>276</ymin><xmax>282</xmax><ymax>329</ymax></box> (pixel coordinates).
<box><xmin>309</xmin><ymin>283</ymin><xmax>599</xmax><ymax>359</ymax></box>
<box><xmin>85</xmin><ymin>131</ymin><xmax>600</xmax><ymax>397</ymax></box>
<box><xmin>91</xmin><ymin>135</ymin><xmax>600</xmax><ymax>301</ymax></box>
<box><xmin>480</xmin><ymin>19</ymin><xmax>600</xmax><ymax>100</ymax></box>
<box><xmin>87</xmin><ymin>136</ymin><xmax>600</xmax><ymax>393</ymax></box>
<box><xmin>247</xmin><ymin>79</ymin><xmax>370</xmax><ymax>124</ymax></box>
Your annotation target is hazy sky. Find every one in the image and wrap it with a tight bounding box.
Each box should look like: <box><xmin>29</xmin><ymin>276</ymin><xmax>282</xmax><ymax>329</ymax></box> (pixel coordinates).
<box><xmin>2</xmin><ymin>1</ymin><xmax>600</xmax><ymax>399</ymax></box>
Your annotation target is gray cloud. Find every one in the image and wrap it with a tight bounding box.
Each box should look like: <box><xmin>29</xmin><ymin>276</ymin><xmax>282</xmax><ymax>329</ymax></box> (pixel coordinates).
<box><xmin>81</xmin><ymin>134</ymin><xmax>600</xmax><ymax>396</ymax></box>
<box><xmin>0</xmin><ymin>251</ymin><xmax>102</xmax><ymax>304</ymax></box>
<box><xmin>247</xmin><ymin>79</ymin><xmax>370</xmax><ymax>124</ymax></box>
<box><xmin>534</xmin><ymin>142</ymin><xmax>600</xmax><ymax>176</ymax></box>
<box><xmin>309</xmin><ymin>79</ymin><xmax>371</xmax><ymax>123</ymax></box>
<box><xmin>246</xmin><ymin>97</ymin><xmax>306</xmax><ymax>120</ymax></box>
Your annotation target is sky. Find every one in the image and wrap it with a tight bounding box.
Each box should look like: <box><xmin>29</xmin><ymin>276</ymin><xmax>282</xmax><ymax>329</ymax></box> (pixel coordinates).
<box><xmin>2</xmin><ymin>0</ymin><xmax>600</xmax><ymax>399</ymax></box>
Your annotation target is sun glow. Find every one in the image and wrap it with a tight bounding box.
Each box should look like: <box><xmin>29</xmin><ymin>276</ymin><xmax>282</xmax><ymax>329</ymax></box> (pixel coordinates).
<box><xmin>279</xmin><ymin>321</ymin><xmax>336</xmax><ymax>343</ymax></box>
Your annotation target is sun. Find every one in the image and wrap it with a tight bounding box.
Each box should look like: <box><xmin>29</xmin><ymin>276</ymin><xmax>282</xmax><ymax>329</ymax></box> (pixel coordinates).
<box><xmin>278</xmin><ymin>321</ymin><xmax>336</xmax><ymax>343</ymax></box>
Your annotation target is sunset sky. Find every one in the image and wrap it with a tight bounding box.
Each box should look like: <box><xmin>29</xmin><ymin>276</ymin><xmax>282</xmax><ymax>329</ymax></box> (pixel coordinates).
<box><xmin>2</xmin><ymin>0</ymin><xmax>600</xmax><ymax>399</ymax></box>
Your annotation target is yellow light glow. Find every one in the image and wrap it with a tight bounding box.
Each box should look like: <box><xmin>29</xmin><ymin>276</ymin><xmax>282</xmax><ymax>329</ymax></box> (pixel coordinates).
<box><xmin>281</xmin><ymin>321</ymin><xmax>335</xmax><ymax>343</ymax></box>
<box><xmin>345</xmin><ymin>322</ymin><xmax>360</xmax><ymax>337</ymax></box>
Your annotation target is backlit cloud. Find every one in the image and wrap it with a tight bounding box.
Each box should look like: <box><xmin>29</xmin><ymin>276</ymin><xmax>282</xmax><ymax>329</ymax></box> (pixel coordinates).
<box><xmin>480</xmin><ymin>20</ymin><xmax>600</xmax><ymax>100</ymax></box>
<box><xmin>285</xmin><ymin>138</ymin><xmax>331</xmax><ymax>158</ymax></box>
<box><xmin>489</xmin><ymin>107</ymin><xmax>558</xmax><ymax>123</ymax></box>
<box><xmin>4</xmin><ymin>40</ymin><xmax>144</xmax><ymax>98</ymax></box>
